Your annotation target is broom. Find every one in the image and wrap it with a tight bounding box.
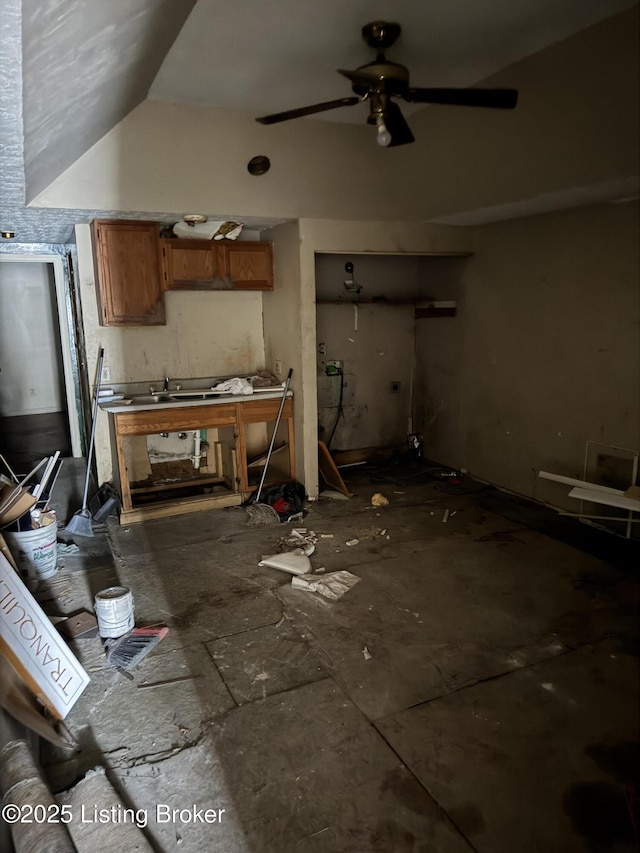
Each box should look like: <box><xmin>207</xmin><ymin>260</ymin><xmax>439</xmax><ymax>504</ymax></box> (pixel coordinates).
<box><xmin>66</xmin><ymin>347</ymin><xmax>104</xmax><ymax>536</ymax></box>
<box><xmin>245</xmin><ymin>369</ymin><xmax>292</xmax><ymax>526</ymax></box>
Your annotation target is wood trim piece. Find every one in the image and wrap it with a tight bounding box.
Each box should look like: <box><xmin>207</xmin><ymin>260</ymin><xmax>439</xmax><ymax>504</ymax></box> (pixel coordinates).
<box><xmin>115</xmin><ymin>404</ymin><xmax>237</xmax><ymax>435</ymax></box>
<box><xmin>120</xmin><ymin>492</ymin><xmax>242</xmax><ymax>523</ymax></box>
<box><xmin>415</xmin><ymin>306</ymin><xmax>457</xmax><ymax>319</ymax></box>
<box><xmin>114</xmin><ymin>431</ymin><xmax>132</xmax><ymax>512</ymax></box>
<box><xmin>239</xmin><ymin>398</ymin><xmax>293</xmax><ymax>423</ymax></box>
<box><xmin>318</xmin><ymin>441</ymin><xmax>350</xmax><ymax>497</ymax></box>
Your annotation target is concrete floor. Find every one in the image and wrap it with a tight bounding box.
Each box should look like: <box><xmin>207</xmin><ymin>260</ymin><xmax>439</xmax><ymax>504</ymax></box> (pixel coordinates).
<box><xmin>39</xmin><ymin>459</ymin><xmax>639</xmax><ymax>852</ymax></box>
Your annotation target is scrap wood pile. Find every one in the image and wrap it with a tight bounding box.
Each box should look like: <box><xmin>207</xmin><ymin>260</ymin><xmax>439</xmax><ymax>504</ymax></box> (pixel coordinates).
<box><xmin>0</xmin><ymin>452</ymin><xmax>166</xmax><ymax>756</ymax></box>
<box><xmin>0</xmin><ymin>452</ymin><xmax>63</xmax><ymax>595</ymax></box>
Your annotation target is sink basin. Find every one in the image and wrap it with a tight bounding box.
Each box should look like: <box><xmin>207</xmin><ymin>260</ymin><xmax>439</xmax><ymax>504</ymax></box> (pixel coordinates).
<box><xmin>131</xmin><ymin>393</ymin><xmax>173</xmax><ymax>405</ymax></box>
<box><xmin>170</xmin><ymin>389</ymin><xmax>221</xmax><ymax>400</ymax></box>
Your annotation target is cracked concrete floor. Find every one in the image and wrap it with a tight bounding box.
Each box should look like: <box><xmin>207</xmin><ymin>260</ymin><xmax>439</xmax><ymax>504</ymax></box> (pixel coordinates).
<box><xmin>41</xmin><ymin>464</ymin><xmax>639</xmax><ymax>852</ymax></box>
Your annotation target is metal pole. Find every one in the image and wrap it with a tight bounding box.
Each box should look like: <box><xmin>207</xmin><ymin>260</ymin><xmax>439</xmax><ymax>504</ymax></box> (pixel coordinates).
<box><xmin>255</xmin><ymin>369</ymin><xmax>293</xmax><ymax>503</ymax></box>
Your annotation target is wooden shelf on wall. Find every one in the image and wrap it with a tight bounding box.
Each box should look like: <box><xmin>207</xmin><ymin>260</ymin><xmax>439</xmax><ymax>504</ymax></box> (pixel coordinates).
<box><xmin>415</xmin><ymin>301</ymin><xmax>457</xmax><ymax>318</ymax></box>
<box><xmin>316</xmin><ymin>300</ymin><xmax>458</xmax><ymax>316</ymax></box>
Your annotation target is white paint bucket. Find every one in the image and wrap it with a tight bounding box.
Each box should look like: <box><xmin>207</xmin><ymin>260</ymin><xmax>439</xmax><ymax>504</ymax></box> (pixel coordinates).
<box><xmin>5</xmin><ymin>522</ymin><xmax>58</xmax><ymax>583</ymax></box>
<box><xmin>94</xmin><ymin>586</ymin><xmax>134</xmax><ymax>638</ymax></box>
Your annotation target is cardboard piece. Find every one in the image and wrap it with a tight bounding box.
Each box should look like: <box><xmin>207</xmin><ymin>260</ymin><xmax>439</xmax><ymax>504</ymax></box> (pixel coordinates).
<box><xmin>0</xmin><ymin>533</ymin><xmax>18</xmax><ymax>572</ymax></box>
<box><xmin>318</xmin><ymin>441</ymin><xmax>351</xmax><ymax>497</ymax></box>
<box><xmin>0</xmin><ymin>479</ymin><xmax>37</xmax><ymax>525</ymax></box>
<box><xmin>0</xmin><ymin>552</ymin><xmax>90</xmax><ymax>719</ymax></box>
<box><xmin>0</xmin><ymin>655</ymin><xmax>72</xmax><ymax>747</ymax></box>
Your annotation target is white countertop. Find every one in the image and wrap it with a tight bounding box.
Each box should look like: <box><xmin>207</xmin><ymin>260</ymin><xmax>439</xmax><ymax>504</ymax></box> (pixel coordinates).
<box><xmin>100</xmin><ymin>388</ymin><xmax>290</xmax><ymax>414</ymax></box>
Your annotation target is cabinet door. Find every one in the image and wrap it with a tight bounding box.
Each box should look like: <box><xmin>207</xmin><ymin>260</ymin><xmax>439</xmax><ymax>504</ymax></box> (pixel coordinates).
<box><xmin>224</xmin><ymin>242</ymin><xmax>274</xmax><ymax>290</ymax></box>
<box><xmin>92</xmin><ymin>221</ymin><xmax>165</xmax><ymax>326</ymax></box>
<box><xmin>161</xmin><ymin>239</ymin><xmax>225</xmax><ymax>289</ymax></box>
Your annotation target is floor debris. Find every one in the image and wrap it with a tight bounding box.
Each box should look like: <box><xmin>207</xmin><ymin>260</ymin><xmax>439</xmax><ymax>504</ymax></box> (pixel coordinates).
<box><xmin>345</xmin><ymin>538</ymin><xmax>360</xmax><ymax>546</ymax></box>
<box><xmin>138</xmin><ymin>675</ymin><xmax>202</xmax><ymax>690</ymax></box>
<box><xmin>371</xmin><ymin>492</ymin><xmax>390</xmax><ymax>507</ymax></box>
<box><xmin>278</xmin><ymin>529</ymin><xmax>317</xmax><ymax>555</ymax></box>
<box><xmin>105</xmin><ymin>626</ymin><xmax>169</xmax><ymax>670</ymax></box>
<box><xmin>259</xmin><ymin>552</ymin><xmax>312</xmax><ymax>574</ymax></box>
<box><xmin>291</xmin><ymin>570</ymin><xmax>360</xmax><ymax>600</ymax></box>
<box><xmin>57</xmin><ymin>541</ymin><xmax>80</xmax><ymax>555</ymax></box>
<box><xmin>319</xmin><ymin>489</ymin><xmax>350</xmax><ymax>501</ymax></box>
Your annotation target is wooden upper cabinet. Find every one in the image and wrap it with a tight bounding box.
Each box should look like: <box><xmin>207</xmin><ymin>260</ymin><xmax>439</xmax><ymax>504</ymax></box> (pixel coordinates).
<box><xmin>92</xmin><ymin>221</ymin><xmax>165</xmax><ymax>326</ymax></box>
<box><xmin>223</xmin><ymin>242</ymin><xmax>273</xmax><ymax>290</ymax></box>
<box><xmin>161</xmin><ymin>239</ymin><xmax>225</xmax><ymax>289</ymax></box>
<box><xmin>162</xmin><ymin>239</ymin><xmax>274</xmax><ymax>291</ymax></box>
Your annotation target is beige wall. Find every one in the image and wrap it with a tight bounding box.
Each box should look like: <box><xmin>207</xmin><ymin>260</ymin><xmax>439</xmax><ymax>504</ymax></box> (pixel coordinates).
<box><xmin>402</xmin><ymin>6</ymin><xmax>639</xmax><ymax>221</ymax></box>
<box><xmin>34</xmin><ymin>8</ymin><xmax>638</xmax><ymax>226</ymax></box>
<box><xmin>55</xmin><ymin>8</ymin><xmax>637</xmax><ymax>500</ymax></box>
<box><xmin>75</xmin><ymin>224</ymin><xmax>266</xmax><ymax>483</ymax></box>
<box><xmin>415</xmin><ymin>202</ymin><xmax>640</xmax><ymax>508</ymax></box>
<box><xmin>298</xmin><ymin>219</ymin><xmax>473</xmax><ymax>496</ymax></box>
<box><xmin>315</xmin><ymin>254</ymin><xmax>422</xmax><ymax>451</ymax></box>
<box><xmin>316</xmin><ymin>303</ymin><xmax>415</xmax><ymax>449</ymax></box>
<box><xmin>262</xmin><ymin>220</ymin><xmax>305</xmax><ymax>486</ymax></box>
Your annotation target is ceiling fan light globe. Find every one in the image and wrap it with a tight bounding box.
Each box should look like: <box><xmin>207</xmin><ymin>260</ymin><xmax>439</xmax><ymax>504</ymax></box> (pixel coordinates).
<box><xmin>376</xmin><ymin>120</ymin><xmax>392</xmax><ymax>147</ymax></box>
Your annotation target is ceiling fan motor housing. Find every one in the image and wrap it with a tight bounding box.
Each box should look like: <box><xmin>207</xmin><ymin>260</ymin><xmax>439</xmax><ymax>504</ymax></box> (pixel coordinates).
<box><xmin>361</xmin><ymin>21</ymin><xmax>402</xmax><ymax>51</ymax></box>
<box><xmin>350</xmin><ymin>61</ymin><xmax>410</xmax><ymax>98</ymax></box>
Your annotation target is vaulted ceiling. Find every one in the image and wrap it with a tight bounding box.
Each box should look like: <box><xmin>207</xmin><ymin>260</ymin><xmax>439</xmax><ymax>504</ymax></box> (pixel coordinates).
<box><xmin>0</xmin><ymin>0</ymin><xmax>637</xmax><ymax>242</ymax></box>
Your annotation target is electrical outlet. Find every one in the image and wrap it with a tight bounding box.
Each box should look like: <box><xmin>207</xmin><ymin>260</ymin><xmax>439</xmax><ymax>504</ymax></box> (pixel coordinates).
<box><xmin>29</xmin><ymin>387</ymin><xmax>36</xmax><ymax>396</ymax></box>
<box><xmin>326</xmin><ymin>359</ymin><xmax>343</xmax><ymax>370</ymax></box>
<box><xmin>274</xmin><ymin>360</ymin><xmax>282</xmax><ymax>375</ymax></box>
<box><xmin>318</xmin><ymin>342</ymin><xmax>326</xmax><ymax>355</ymax></box>
<box><xmin>101</xmin><ymin>365</ymin><xmax>111</xmax><ymax>382</ymax></box>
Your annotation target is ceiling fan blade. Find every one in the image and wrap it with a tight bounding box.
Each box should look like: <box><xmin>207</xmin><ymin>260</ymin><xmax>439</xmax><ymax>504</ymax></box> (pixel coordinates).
<box><xmin>404</xmin><ymin>88</ymin><xmax>518</xmax><ymax>109</ymax></box>
<box><xmin>256</xmin><ymin>97</ymin><xmax>360</xmax><ymax>124</ymax></box>
<box><xmin>384</xmin><ymin>101</ymin><xmax>414</xmax><ymax>147</ymax></box>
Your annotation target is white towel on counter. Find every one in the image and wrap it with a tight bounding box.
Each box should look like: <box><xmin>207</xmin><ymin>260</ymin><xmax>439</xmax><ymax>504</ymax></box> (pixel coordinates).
<box><xmin>213</xmin><ymin>377</ymin><xmax>254</xmax><ymax>395</ymax></box>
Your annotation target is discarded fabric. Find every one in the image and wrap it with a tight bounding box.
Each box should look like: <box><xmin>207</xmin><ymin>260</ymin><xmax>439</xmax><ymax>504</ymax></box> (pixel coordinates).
<box><xmin>213</xmin><ymin>377</ymin><xmax>253</xmax><ymax>395</ymax></box>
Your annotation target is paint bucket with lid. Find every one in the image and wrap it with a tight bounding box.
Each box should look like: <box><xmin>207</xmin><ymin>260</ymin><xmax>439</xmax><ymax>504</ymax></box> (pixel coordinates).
<box><xmin>94</xmin><ymin>586</ymin><xmax>134</xmax><ymax>638</ymax></box>
<box><xmin>5</xmin><ymin>521</ymin><xmax>58</xmax><ymax>584</ymax></box>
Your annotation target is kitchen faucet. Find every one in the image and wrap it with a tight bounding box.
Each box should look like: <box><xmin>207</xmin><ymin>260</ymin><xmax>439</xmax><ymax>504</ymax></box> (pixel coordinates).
<box><xmin>163</xmin><ymin>376</ymin><xmax>170</xmax><ymax>392</ymax></box>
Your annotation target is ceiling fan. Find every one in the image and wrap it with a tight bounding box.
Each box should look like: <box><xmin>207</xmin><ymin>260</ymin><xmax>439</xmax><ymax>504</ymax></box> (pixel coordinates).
<box><xmin>256</xmin><ymin>21</ymin><xmax>518</xmax><ymax>147</ymax></box>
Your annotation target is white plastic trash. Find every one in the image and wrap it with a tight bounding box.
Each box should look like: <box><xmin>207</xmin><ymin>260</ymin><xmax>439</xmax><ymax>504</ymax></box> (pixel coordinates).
<box><xmin>258</xmin><ymin>553</ymin><xmax>311</xmax><ymax>575</ymax></box>
<box><xmin>5</xmin><ymin>522</ymin><xmax>58</xmax><ymax>583</ymax></box>
<box><xmin>94</xmin><ymin>586</ymin><xmax>134</xmax><ymax>638</ymax></box>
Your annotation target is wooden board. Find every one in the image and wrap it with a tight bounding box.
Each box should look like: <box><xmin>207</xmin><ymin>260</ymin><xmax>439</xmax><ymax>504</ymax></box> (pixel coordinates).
<box><xmin>318</xmin><ymin>441</ymin><xmax>350</xmax><ymax>497</ymax></box>
<box><xmin>239</xmin><ymin>397</ymin><xmax>292</xmax><ymax>423</ymax></box>
<box><xmin>115</xmin><ymin>404</ymin><xmax>237</xmax><ymax>435</ymax></box>
<box><xmin>247</xmin><ymin>443</ymin><xmax>289</xmax><ymax>468</ymax></box>
<box><xmin>120</xmin><ymin>491</ymin><xmax>242</xmax><ymax>524</ymax></box>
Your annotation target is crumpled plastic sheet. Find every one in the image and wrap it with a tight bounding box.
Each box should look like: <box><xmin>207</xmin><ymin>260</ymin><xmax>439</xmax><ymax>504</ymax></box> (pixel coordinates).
<box><xmin>291</xmin><ymin>570</ymin><xmax>360</xmax><ymax>601</ymax></box>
